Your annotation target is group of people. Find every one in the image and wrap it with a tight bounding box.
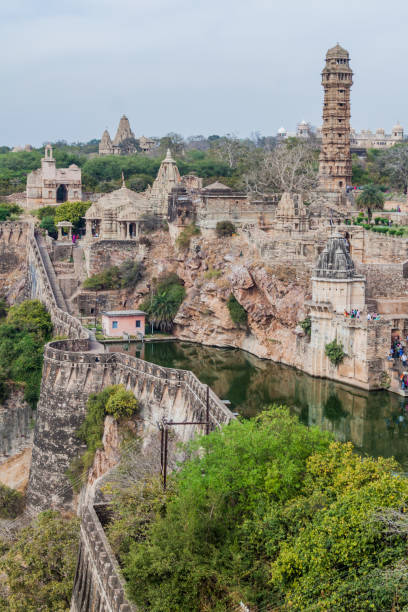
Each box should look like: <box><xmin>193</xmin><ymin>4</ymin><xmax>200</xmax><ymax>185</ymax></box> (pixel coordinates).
<box><xmin>343</xmin><ymin>309</ymin><xmax>361</xmax><ymax>318</ymax></box>
<box><xmin>389</xmin><ymin>338</ymin><xmax>408</xmax><ymax>389</ymax></box>
<box><xmin>72</xmin><ymin>234</ymin><xmax>80</xmax><ymax>244</ymax></box>
<box><xmin>367</xmin><ymin>312</ymin><xmax>381</xmax><ymax>321</ymax></box>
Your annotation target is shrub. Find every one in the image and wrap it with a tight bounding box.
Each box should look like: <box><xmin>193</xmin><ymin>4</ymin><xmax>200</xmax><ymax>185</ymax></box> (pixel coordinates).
<box><xmin>139</xmin><ymin>235</ymin><xmax>151</xmax><ymax>247</ymax></box>
<box><xmin>83</xmin><ymin>259</ymin><xmax>144</xmax><ymax>291</ymax></box>
<box><xmin>372</xmin><ymin>226</ymin><xmax>389</xmax><ymax>233</ymax></box>
<box><xmin>0</xmin><ymin>483</ymin><xmax>24</xmax><ymax>518</ymax></box>
<box><xmin>204</xmin><ymin>266</ymin><xmax>222</xmax><ymax>280</ymax></box>
<box><xmin>40</xmin><ymin>215</ymin><xmax>57</xmax><ymax>239</ymax></box>
<box><xmin>106</xmin><ymin>387</ymin><xmax>139</xmax><ymax>420</ymax></box>
<box><xmin>0</xmin><ymin>202</ymin><xmax>22</xmax><ymax>221</ymax></box>
<box><xmin>325</xmin><ymin>339</ymin><xmax>345</xmax><ymax>366</ymax></box>
<box><xmin>140</xmin><ymin>213</ymin><xmax>165</xmax><ymax>233</ymax></box>
<box><xmin>299</xmin><ymin>316</ymin><xmax>311</xmax><ymax>336</ymax></box>
<box><xmin>227</xmin><ymin>293</ymin><xmax>247</xmax><ymax>326</ymax></box>
<box><xmin>0</xmin><ymin>510</ymin><xmax>79</xmax><ymax>611</ymax></box>
<box><xmin>34</xmin><ymin>205</ymin><xmax>57</xmax><ymax>220</ymax></box>
<box><xmin>215</xmin><ymin>220</ymin><xmax>236</xmax><ymax>237</ymax></box>
<box><xmin>176</xmin><ymin>223</ymin><xmax>200</xmax><ymax>250</ymax></box>
<box><xmin>6</xmin><ymin>299</ymin><xmax>52</xmax><ymax>342</ymax></box>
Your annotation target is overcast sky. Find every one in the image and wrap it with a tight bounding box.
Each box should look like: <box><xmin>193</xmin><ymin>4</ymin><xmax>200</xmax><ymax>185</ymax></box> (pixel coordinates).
<box><xmin>2</xmin><ymin>0</ymin><xmax>408</xmax><ymax>146</ymax></box>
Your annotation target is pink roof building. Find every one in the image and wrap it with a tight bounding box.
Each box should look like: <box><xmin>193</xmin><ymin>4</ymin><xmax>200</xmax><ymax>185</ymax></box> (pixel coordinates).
<box><xmin>101</xmin><ymin>310</ymin><xmax>146</xmax><ymax>338</ymax></box>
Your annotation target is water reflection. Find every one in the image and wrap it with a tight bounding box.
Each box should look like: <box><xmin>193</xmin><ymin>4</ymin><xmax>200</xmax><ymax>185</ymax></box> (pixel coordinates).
<box><xmin>108</xmin><ymin>341</ymin><xmax>408</xmax><ymax>470</ymax></box>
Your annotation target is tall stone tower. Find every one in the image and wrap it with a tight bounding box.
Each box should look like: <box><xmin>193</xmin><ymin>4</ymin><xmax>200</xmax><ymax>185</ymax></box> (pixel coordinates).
<box><xmin>319</xmin><ymin>44</ymin><xmax>353</xmax><ymax>192</ymax></box>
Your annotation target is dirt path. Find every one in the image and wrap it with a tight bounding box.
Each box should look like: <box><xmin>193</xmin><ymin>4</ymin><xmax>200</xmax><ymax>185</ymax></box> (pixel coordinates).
<box><xmin>0</xmin><ymin>447</ymin><xmax>32</xmax><ymax>492</ymax></box>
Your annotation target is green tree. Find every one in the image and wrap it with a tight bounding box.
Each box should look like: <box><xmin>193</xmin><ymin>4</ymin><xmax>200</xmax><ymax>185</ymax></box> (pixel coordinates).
<box><xmin>227</xmin><ymin>293</ymin><xmax>247</xmax><ymax>326</ymax></box>
<box><xmin>140</xmin><ymin>273</ymin><xmax>186</xmax><ymax>332</ymax></box>
<box><xmin>216</xmin><ymin>220</ymin><xmax>236</xmax><ymax>237</ymax></box>
<box><xmin>325</xmin><ymin>339</ymin><xmax>346</xmax><ymax>366</ymax></box>
<box><xmin>106</xmin><ymin>387</ymin><xmax>139</xmax><ymax>420</ymax></box>
<box><xmin>54</xmin><ymin>201</ymin><xmax>91</xmax><ymax>232</ymax></box>
<box><xmin>356</xmin><ymin>185</ymin><xmax>385</xmax><ymax>220</ymax></box>
<box><xmin>40</xmin><ymin>215</ymin><xmax>57</xmax><ymax>239</ymax></box>
<box><xmin>0</xmin><ymin>511</ymin><xmax>79</xmax><ymax>611</ymax></box>
<box><xmin>7</xmin><ymin>299</ymin><xmax>52</xmax><ymax>342</ymax></box>
<box><xmin>0</xmin><ymin>483</ymin><xmax>24</xmax><ymax>518</ymax></box>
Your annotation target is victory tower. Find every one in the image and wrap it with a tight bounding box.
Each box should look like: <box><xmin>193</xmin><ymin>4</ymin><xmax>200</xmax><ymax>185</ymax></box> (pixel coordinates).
<box><xmin>319</xmin><ymin>44</ymin><xmax>353</xmax><ymax>192</ymax></box>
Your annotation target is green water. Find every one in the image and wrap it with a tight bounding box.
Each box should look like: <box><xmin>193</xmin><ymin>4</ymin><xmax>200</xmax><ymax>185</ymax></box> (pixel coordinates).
<box><xmin>109</xmin><ymin>340</ymin><xmax>408</xmax><ymax>470</ymax></box>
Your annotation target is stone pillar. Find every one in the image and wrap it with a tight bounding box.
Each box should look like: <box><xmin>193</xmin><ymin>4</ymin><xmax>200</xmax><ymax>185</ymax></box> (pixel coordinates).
<box><xmin>135</xmin><ymin>222</ymin><xmax>139</xmax><ymax>239</ymax></box>
<box><xmin>57</xmin><ymin>226</ymin><xmax>63</xmax><ymax>241</ymax></box>
<box><xmin>85</xmin><ymin>219</ymin><xmax>92</xmax><ymax>239</ymax></box>
<box><xmin>68</xmin><ymin>226</ymin><xmax>72</xmax><ymax>241</ymax></box>
<box><xmin>126</xmin><ymin>223</ymin><xmax>130</xmax><ymax>239</ymax></box>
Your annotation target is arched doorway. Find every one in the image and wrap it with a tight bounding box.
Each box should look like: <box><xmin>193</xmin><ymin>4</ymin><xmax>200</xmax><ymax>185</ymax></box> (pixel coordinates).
<box><xmin>56</xmin><ymin>184</ymin><xmax>68</xmax><ymax>203</ymax></box>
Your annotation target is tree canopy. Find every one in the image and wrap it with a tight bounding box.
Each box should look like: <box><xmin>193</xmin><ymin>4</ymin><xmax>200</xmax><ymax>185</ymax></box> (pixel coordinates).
<box><xmin>103</xmin><ymin>407</ymin><xmax>408</xmax><ymax>611</ymax></box>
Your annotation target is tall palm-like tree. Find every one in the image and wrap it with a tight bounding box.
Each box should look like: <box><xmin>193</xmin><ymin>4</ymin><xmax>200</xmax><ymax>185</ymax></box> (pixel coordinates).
<box><xmin>356</xmin><ymin>185</ymin><xmax>385</xmax><ymax>221</ymax></box>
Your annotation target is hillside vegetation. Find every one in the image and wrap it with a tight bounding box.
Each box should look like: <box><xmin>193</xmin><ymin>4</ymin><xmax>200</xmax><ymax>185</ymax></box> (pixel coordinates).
<box><xmin>105</xmin><ymin>407</ymin><xmax>408</xmax><ymax>611</ymax></box>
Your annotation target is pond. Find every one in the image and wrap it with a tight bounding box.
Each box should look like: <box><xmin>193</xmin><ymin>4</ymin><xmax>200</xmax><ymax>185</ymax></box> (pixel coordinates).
<box><xmin>108</xmin><ymin>340</ymin><xmax>408</xmax><ymax>470</ymax></box>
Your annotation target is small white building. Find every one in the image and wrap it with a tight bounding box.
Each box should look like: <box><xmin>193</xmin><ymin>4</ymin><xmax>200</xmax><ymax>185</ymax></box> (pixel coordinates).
<box><xmin>26</xmin><ymin>144</ymin><xmax>82</xmax><ymax>209</ymax></box>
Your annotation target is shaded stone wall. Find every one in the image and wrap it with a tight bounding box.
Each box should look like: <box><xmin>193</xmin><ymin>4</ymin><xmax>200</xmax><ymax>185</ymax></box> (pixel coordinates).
<box><xmin>83</xmin><ymin>239</ymin><xmax>143</xmax><ymax>276</ymax></box>
<box><xmin>27</xmin><ymin>338</ymin><xmax>233</xmax><ymax>510</ymax></box>
<box><xmin>70</xmin><ymin>505</ymin><xmax>136</xmax><ymax>612</ymax></box>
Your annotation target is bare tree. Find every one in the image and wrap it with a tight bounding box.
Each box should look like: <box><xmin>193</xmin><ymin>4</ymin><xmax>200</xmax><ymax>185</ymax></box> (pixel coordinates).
<box><xmin>209</xmin><ymin>134</ymin><xmax>253</xmax><ymax>169</ymax></box>
<box><xmin>377</xmin><ymin>144</ymin><xmax>408</xmax><ymax>193</ymax></box>
<box><xmin>243</xmin><ymin>141</ymin><xmax>318</xmax><ymax>196</ymax></box>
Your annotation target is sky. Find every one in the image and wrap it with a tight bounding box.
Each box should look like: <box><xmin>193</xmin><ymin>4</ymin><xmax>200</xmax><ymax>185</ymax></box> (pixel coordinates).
<box><xmin>2</xmin><ymin>0</ymin><xmax>408</xmax><ymax>146</ymax></box>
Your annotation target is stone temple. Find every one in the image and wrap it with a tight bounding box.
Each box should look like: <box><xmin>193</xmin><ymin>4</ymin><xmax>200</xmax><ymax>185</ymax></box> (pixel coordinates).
<box><xmin>98</xmin><ymin>115</ymin><xmax>155</xmax><ymax>156</ymax></box>
<box><xmin>26</xmin><ymin>144</ymin><xmax>82</xmax><ymax>209</ymax></box>
<box><xmin>318</xmin><ymin>44</ymin><xmax>353</xmax><ymax>192</ymax></box>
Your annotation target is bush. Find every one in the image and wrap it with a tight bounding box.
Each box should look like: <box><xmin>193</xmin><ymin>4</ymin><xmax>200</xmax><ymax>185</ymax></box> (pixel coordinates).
<box><xmin>138</xmin><ymin>235</ymin><xmax>151</xmax><ymax>247</ymax></box>
<box><xmin>175</xmin><ymin>223</ymin><xmax>200</xmax><ymax>250</ymax></box>
<box><xmin>106</xmin><ymin>387</ymin><xmax>139</xmax><ymax>420</ymax></box>
<box><xmin>325</xmin><ymin>339</ymin><xmax>345</xmax><ymax>366</ymax></box>
<box><xmin>0</xmin><ymin>510</ymin><xmax>79</xmax><ymax>611</ymax></box>
<box><xmin>227</xmin><ymin>293</ymin><xmax>247</xmax><ymax>326</ymax></box>
<box><xmin>0</xmin><ymin>202</ymin><xmax>22</xmax><ymax>221</ymax></box>
<box><xmin>83</xmin><ymin>259</ymin><xmax>144</xmax><ymax>291</ymax></box>
<box><xmin>204</xmin><ymin>266</ymin><xmax>222</xmax><ymax>280</ymax></box>
<box><xmin>372</xmin><ymin>226</ymin><xmax>389</xmax><ymax>233</ymax></box>
<box><xmin>215</xmin><ymin>220</ymin><xmax>236</xmax><ymax>237</ymax></box>
<box><xmin>7</xmin><ymin>299</ymin><xmax>52</xmax><ymax>342</ymax></box>
<box><xmin>40</xmin><ymin>215</ymin><xmax>57</xmax><ymax>239</ymax></box>
<box><xmin>34</xmin><ymin>205</ymin><xmax>57</xmax><ymax>220</ymax></box>
<box><xmin>299</xmin><ymin>316</ymin><xmax>311</xmax><ymax>336</ymax></box>
<box><xmin>140</xmin><ymin>213</ymin><xmax>165</xmax><ymax>233</ymax></box>
<box><xmin>0</xmin><ymin>483</ymin><xmax>24</xmax><ymax>518</ymax></box>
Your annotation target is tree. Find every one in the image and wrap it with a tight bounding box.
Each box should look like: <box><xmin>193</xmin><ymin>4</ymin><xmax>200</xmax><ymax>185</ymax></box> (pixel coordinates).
<box><xmin>227</xmin><ymin>293</ymin><xmax>247</xmax><ymax>326</ymax></box>
<box><xmin>140</xmin><ymin>273</ymin><xmax>186</xmax><ymax>332</ymax></box>
<box><xmin>378</xmin><ymin>143</ymin><xmax>408</xmax><ymax>193</ymax></box>
<box><xmin>356</xmin><ymin>185</ymin><xmax>385</xmax><ymax>219</ymax></box>
<box><xmin>0</xmin><ymin>511</ymin><xmax>79</xmax><ymax>611</ymax></box>
<box><xmin>243</xmin><ymin>141</ymin><xmax>318</xmax><ymax>196</ymax></box>
<box><xmin>54</xmin><ymin>201</ymin><xmax>91</xmax><ymax>232</ymax></box>
<box><xmin>40</xmin><ymin>215</ymin><xmax>57</xmax><ymax>239</ymax></box>
<box><xmin>158</xmin><ymin>133</ymin><xmax>184</xmax><ymax>157</ymax></box>
<box><xmin>216</xmin><ymin>221</ymin><xmax>236</xmax><ymax>237</ymax></box>
<box><xmin>6</xmin><ymin>299</ymin><xmax>52</xmax><ymax>342</ymax></box>
<box><xmin>209</xmin><ymin>134</ymin><xmax>252</xmax><ymax>169</ymax></box>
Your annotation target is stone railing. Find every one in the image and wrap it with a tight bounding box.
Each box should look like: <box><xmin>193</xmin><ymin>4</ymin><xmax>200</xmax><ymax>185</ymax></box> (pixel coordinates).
<box><xmin>70</xmin><ymin>505</ymin><xmax>136</xmax><ymax>612</ymax></box>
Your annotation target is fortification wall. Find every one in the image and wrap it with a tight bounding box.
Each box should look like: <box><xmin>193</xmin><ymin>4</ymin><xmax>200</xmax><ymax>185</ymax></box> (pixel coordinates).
<box><xmin>83</xmin><ymin>239</ymin><xmax>144</xmax><ymax>276</ymax></box>
<box><xmin>71</xmin><ymin>505</ymin><xmax>136</xmax><ymax>612</ymax></box>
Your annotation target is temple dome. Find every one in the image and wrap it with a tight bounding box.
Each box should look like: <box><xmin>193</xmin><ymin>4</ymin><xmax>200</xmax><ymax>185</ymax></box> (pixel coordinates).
<box><xmin>314</xmin><ymin>232</ymin><xmax>355</xmax><ymax>279</ymax></box>
<box><xmin>85</xmin><ymin>184</ymin><xmax>150</xmax><ymax>220</ymax></box>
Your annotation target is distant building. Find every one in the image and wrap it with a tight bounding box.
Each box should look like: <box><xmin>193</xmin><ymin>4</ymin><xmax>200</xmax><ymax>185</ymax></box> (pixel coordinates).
<box><xmin>350</xmin><ymin>124</ymin><xmax>403</xmax><ymax>150</ymax></box>
<box><xmin>276</xmin><ymin>121</ymin><xmax>314</xmax><ymax>141</ymax></box>
<box><xmin>26</xmin><ymin>144</ymin><xmax>82</xmax><ymax>209</ymax></box>
<box><xmin>101</xmin><ymin>310</ymin><xmax>146</xmax><ymax>338</ymax></box>
<box><xmin>99</xmin><ymin>116</ymin><xmax>156</xmax><ymax>156</ymax></box>
<box><xmin>12</xmin><ymin>144</ymin><xmax>33</xmax><ymax>152</ymax></box>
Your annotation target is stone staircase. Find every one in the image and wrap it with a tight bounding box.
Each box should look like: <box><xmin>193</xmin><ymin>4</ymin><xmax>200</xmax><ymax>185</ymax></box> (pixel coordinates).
<box><xmin>35</xmin><ymin>233</ymin><xmax>69</xmax><ymax>312</ymax></box>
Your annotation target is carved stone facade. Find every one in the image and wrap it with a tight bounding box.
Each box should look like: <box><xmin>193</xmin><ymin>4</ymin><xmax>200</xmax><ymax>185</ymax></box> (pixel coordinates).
<box><xmin>26</xmin><ymin>145</ymin><xmax>82</xmax><ymax>209</ymax></box>
<box><xmin>318</xmin><ymin>44</ymin><xmax>353</xmax><ymax>192</ymax></box>
<box><xmin>146</xmin><ymin>149</ymin><xmax>182</xmax><ymax>215</ymax></box>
